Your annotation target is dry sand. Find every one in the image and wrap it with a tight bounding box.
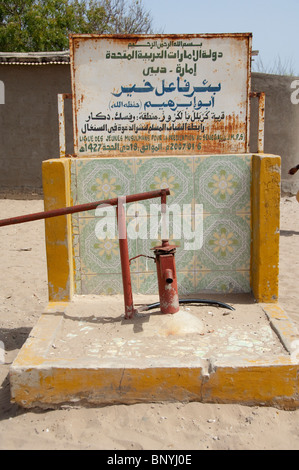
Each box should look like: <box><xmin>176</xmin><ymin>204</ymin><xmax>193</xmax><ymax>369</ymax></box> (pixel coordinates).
<box><xmin>0</xmin><ymin>196</ymin><xmax>299</xmax><ymax>450</ymax></box>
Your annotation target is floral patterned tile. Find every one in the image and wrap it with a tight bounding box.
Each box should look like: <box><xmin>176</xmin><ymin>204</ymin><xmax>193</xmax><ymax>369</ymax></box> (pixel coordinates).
<box><xmin>70</xmin><ymin>159</ymin><xmax>78</xmax><ymax>205</ymax></box>
<box><xmin>194</xmin><ymin>155</ymin><xmax>251</xmax><ymax>214</ymax></box>
<box><xmin>134</xmin><ymin>156</ymin><xmax>194</xmax><ymax>212</ymax></box>
<box><xmin>136</xmin><ymin>272</ymin><xmax>157</xmax><ymax>295</ymax></box>
<box><xmin>81</xmin><ymin>274</ymin><xmax>139</xmax><ymax>296</ymax></box>
<box><xmin>135</xmin><ymin>215</ymin><xmax>196</xmax><ymax>274</ymax></box>
<box><xmin>195</xmin><ymin>270</ymin><xmax>250</xmax><ymax>294</ymax></box>
<box><xmin>78</xmin><ymin>217</ymin><xmax>138</xmax><ymax>275</ymax></box>
<box><xmin>69</xmin><ymin>155</ymin><xmax>253</xmax><ymax>297</ymax></box>
<box><xmin>74</xmin><ymin>280</ymin><xmax>81</xmax><ymax>295</ymax></box>
<box><xmin>195</xmin><ymin>213</ymin><xmax>251</xmax><ymax>272</ymax></box>
<box><xmin>79</xmin><ymin>270</ymin><xmax>250</xmax><ymax>296</ymax></box>
<box><xmin>137</xmin><ymin>271</ymin><xmax>196</xmax><ymax>296</ymax></box>
<box><xmin>73</xmin><ymin>158</ymin><xmax>136</xmax><ymax>217</ymax></box>
<box><xmin>177</xmin><ymin>272</ymin><xmax>197</xmax><ymax>296</ymax></box>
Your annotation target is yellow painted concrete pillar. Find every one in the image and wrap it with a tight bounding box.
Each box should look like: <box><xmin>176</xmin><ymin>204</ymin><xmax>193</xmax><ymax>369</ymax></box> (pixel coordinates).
<box><xmin>42</xmin><ymin>158</ymin><xmax>74</xmax><ymax>301</ymax></box>
<box><xmin>251</xmin><ymin>154</ymin><xmax>281</xmax><ymax>302</ymax></box>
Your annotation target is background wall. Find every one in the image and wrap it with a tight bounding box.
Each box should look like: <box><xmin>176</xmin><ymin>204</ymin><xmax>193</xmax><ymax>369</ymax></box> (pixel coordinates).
<box><xmin>0</xmin><ymin>64</ymin><xmax>298</xmax><ymax>195</ymax></box>
<box><xmin>0</xmin><ymin>64</ymin><xmax>73</xmax><ymax>196</ymax></box>
<box><xmin>250</xmin><ymin>73</ymin><xmax>299</xmax><ymax>194</ymax></box>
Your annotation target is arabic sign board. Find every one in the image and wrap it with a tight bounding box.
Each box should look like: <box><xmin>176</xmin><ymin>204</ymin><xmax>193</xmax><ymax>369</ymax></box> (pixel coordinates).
<box><xmin>70</xmin><ymin>33</ymin><xmax>252</xmax><ymax>157</ymax></box>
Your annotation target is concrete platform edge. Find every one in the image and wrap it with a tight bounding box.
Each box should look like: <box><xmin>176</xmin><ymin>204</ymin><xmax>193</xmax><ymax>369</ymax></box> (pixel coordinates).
<box><xmin>9</xmin><ymin>302</ymin><xmax>299</xmax><ymax>410</ymax></box>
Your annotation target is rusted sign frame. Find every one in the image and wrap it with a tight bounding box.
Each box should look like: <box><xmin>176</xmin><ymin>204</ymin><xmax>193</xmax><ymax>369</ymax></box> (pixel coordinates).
<box><xmin>58</xmin><ymin>93</ymin><xmax>72</xmax><ymax>157</ymax></box>
<box><xmin>69</xmin><ymin>33</ymin><xmax>252</xmax><ymax>157</ymax></box>
<box><xmin>250</xmin><ymin>92</ymin><xmax>265</xmax><ymax>153</ymax></box>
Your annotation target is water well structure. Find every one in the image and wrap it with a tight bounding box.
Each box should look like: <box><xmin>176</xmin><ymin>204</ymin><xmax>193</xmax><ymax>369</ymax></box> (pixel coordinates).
<box><xmin>7</xmin><ymin>33</ymin><xmax>299</xmax><ymax>410</ymax></box>
<box><xmin>53</xmin><ymin>33</ymin><xmax>273</xmax><ymax>303</ymax></box>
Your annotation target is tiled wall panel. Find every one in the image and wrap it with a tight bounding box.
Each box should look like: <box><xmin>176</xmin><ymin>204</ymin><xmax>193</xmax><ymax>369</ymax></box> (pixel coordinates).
<box><xmin>71</xmin><ymin>155</ymin><xmax>252</xmax><ymax>296</ymax></box>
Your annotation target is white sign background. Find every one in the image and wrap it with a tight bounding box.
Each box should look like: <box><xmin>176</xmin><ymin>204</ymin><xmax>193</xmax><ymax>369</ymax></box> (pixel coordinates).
<box><xmin>70</xmin><ymin>34</ymin><xmax>251</xmax><ymax>156</ymax></box>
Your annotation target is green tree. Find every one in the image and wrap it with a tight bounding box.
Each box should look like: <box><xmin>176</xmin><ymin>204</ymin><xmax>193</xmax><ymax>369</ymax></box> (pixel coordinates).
<box><xmin>0</xmin><ymin>0</ymin><xmax>154</xmax><ymax>52</ymax></box>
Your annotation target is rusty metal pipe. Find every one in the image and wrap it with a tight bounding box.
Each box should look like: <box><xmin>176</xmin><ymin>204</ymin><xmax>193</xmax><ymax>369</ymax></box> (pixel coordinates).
<box><xmin>164</xmin><ymin>268</ymin><xmax>174</xmax><ymax>284</ymax></box>
<box><xmin>0</xmin><ymin>188</ymin><xmax>170</xmax><ymax>321</ymax></box>
<box><xmin>152</xmin><ymin>241</ymin><xmax>180</xmax><ymax>315</ymax></box>
<box><xmin>0</xmin><ymin>189</ymin><xmax>170</xmax><ymax>228</ymax></box>
<box><xmin>116</xmin><ymin>196</ymin><xmax>136</xmax><ymax>319</ymax></box>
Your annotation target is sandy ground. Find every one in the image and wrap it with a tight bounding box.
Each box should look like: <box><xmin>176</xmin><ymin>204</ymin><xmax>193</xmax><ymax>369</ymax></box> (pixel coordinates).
<box><xmin>0</xmin><ymin>196</ymin><xmax>299</xmax><ymax>450</ymax></box>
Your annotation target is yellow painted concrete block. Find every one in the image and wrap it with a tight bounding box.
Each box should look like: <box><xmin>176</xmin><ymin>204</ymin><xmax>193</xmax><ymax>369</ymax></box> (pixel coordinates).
<box><xmin>202</xmin><ymin>364</ymin><xmax>299</xmax><ymax>409</ymax></box>
<box><xmin>42</xmin><ymin>159</ymin><xmax>73</xmax><ymax>302</ymax></box>
<box><xmin>10</xmin><ymin>298</ymin><xmax>299</xmax><ymax>409</ymax></box>
<box><xmin>251</xmin><ymin>154</ymin><xmax>281</xmax><ymax>302</ymax></box>
<box><xmin>261</xmin><ymin>303</ymin><xmax>299</xmax><ymax>353</ymax></box>
<box><xmin>11</xmin><ymin>360</ymin><xmax>299</xmax><ymax>410</ymax></box>
<box><xmin>10</xmin><ymin>367</ymin><xmax>204</xmax><ymax>408</ymax></box>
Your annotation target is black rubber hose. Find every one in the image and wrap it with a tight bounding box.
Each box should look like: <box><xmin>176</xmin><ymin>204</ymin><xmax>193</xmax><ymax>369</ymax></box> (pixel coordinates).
<box><xmin>145</xmin><ymin>298</ymin><xmax>235</xmax><ymax>311</ymax></box>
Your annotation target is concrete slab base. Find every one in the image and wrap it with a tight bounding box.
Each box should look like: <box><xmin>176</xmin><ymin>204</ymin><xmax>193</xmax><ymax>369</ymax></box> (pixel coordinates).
<box><xmin>9</xmin><ymin>294</ymin><xmax>299</xmax><ymax>409</ymax></box>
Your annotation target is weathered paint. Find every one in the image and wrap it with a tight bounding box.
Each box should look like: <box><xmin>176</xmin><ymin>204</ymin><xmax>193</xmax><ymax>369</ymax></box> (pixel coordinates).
<box><xmin>42</xmin><ymin>158</ymin><xmax>74</xmax><ymax>301</ymax></box>
<box><xmin>10</xmin><ymin>363</ymin><xmax>299</xmax><ymax>409</ymax></box>
<box><xmin>262</xmin><ymin>303</ymin><xmax>299</xmax><ymax>354</ymax></box>
<box><xmin>10</xmin><ymin>321</ymin><xmax>299</xmax><ymax>409</ymax></box>
<box><xmin>153</xmin><ymin>243</ymin><xmax>180</xmax><ymax>314</ymax></box>
<box><xmin>116</xmin><ymin>196</ymin><xmax>136</xmax><ymax>319</ymax></box>
<box><xmin>0</xmin><ymin>188</ymin><xmax>170</xmax><ymax>228</ymax></box>
<box><xmin>251</xmin><ymin>154</ymin><xmax>281</xmax><ymax>302</ymax></box>
<box><xmin>250</xmin><ymin>92</ymin><xmax>265</xmax><ymax>153</ymax></box>
<box><xmin>69</xmin><ymin>33</ymin><xmax>252</xmax><ymax>157</ymax></box>
<box><xmin>10</xmin><ymin>295</ymin><xmax>299</xmax><ymax>409</ymax></box>
<box><xmin>202</xmin><ymin>363</ymin><xmax>299</xmax><ymax>408</ymax></box>
<box><xmin>58</xmin><ymin>93</ymin><xmax>72</xmax><ymax>158</ymax></box>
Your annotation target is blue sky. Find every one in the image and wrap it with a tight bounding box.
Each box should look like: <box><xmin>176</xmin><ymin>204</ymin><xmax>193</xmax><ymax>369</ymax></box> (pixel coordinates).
<box><xmin>142</xmin><ymin>0</ymin><xmax>299</xmax><ymax>75</ymax></box>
